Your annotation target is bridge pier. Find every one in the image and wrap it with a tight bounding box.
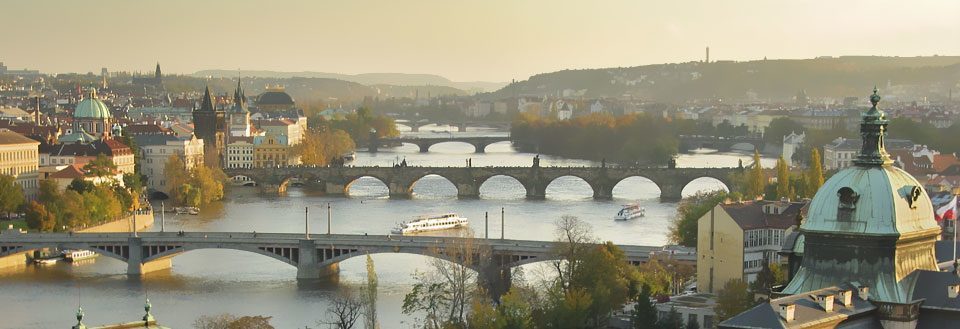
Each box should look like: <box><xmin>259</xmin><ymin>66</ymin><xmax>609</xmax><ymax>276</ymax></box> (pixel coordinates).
<box><xmin>324</xmin><ymin>182</ymin><xmax>347</xmax><ymax>196</ymax></box>
<box><xmin>457</xmin><ymin>124</ymin><xmax>467</xmax><ymax>132</ymax></box>
<box><xmin>525</xmin><ymin>184</ymin><xmax>546</xmax><ymax>200</ymax></box>
<box><xmin>660</xmin><ymin>184</ymin><xmax>684</xmax><ymax>201</ymax></box>
<box><xmin>388</xmin><ymin>181</ymin><xmax>414</xmax><ymax>199</ymax></box>
<box><xmin>472</xmin><ymin>142</ymin><xmax>487</xmax><ymax>153</ymax></box>
<box><xmin>478</xmin><ymin>262</ymin><xmax>512</xmax><ymax>302</ymax></box>
<box><xmin>417</xmin><ymin>143</ymin><xmax>430</xmax><ymax>153</ymax></box>
<box><xmin>456</xmin><ymin>182</ymin><xmax>480</xmax><ymax>199</ymax></box>
<box><xmin>592</xmin><ymin>185</ymin><xmax>614</xmax><ymax>200</ymax></box>
<box><xmin>127</xmin><ymin>238</ymin><xmax>172</xmax><ymax>276</ymax></box>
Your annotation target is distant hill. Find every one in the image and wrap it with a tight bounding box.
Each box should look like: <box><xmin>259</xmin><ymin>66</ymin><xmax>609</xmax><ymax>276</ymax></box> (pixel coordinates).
<box><xmin>485</xmin><ymin>56</ymin><xmax>960</xmax><ymax>102</ymax></box>
<box><xmin>192</xmin><ymin>70</ymin><xmax>506</xmax><ymax>93</ymax></box>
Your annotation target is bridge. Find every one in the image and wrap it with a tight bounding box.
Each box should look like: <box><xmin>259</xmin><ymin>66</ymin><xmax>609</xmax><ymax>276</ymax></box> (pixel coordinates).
<box><xmin>0</xmin><ymin>230</ymin><xmax>691</xmax><ymax>297</ymax></box>
<box><xmin>394</xmin><ymin>119</ymin><xmax>511</xmax><ymax>132</ymax></box>
<box><xmin>679</xmin><ymin>135</ymin><xmax>765</xmax><ymax>153</ymax></box>
<box><xmin>224</xmin><ymin>165</ymin><xmax>737</xmax><ymax>200</ymax></box>
<box><xmin>373</xmin><ymin>136</ymin><xmax>513</xmax><ymax>153</ymax></box>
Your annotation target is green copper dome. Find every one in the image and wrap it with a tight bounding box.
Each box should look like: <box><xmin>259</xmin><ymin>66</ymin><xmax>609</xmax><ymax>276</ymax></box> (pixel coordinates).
<box><xmin>74</xmin><ymin>89</ymin><xmax>111</xmax><ymax>119</ymax></box>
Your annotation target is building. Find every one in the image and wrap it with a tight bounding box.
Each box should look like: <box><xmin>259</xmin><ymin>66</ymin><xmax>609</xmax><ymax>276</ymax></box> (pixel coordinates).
<box><xmin>46</xmin><ymin>164</ymin><xmax>124</xmax><ymax>191</ymax></box>
<box><xmin>781</xmin><ymin>131</ymin><xmax>805</xmax><ymax>167</ymax></box>
<box><xmin>224</xmin><ymin>137</ymin><xmax>254</xmax><ymax>169</ymax></box>
<box><xmin>253</xmin><ymin>134</ymin><xmax>290</xmax><ymax>168</ymax></box>
<box><xmin>134</xmin><ymin>134</ymin><xmax>203</xmax><ymax>195</ymax></box>
<box><xmin>255</xmin><ymin>85</ymin><xmax>296</xmax><ymax>112</ymax></box>
<box><xmin>654</xmin><ymin>293</ymin><xmax>718</xmax><ymax>329</ymax></box>
<box><xmin>61</xmin><ymin>89</ymin><xmax>114</xmax><ymax>143</ymax></box>
<box><xmin>39</xmin><ymin>139</ymin><xmax>136</xmax><ymax>174</ymax></box>
<box><xmin>822</xmin><ymin>137</ymin><xmax>914</xmax><ymax>170</ymax></box>
<box><xmin>0</xmin><ymin>129</ymin><xmax>40</xmax><ymax>199</ymax></box>
<box><xmin>259</xmin><ymin>118</ymin><xmax>303</xmax><ymax>145</ymax></box>
<box><xmin>720</xmin><ymin>89</ymin><xmax>960</xmax><ymax>328</ymax></box>
<box><xmin>697</xmin><ymin>199</ymin><xmax>806</xmax><ymax>294</ymax></box>
<box><xmin>131</xmin><ymin>62</ymin><xmax>163</xmax><ymax>87</ymax></box>
<box><xmin>192</xmin><ymin>86</ymin><xmax>225</xmax><ymax>168</ymax></box>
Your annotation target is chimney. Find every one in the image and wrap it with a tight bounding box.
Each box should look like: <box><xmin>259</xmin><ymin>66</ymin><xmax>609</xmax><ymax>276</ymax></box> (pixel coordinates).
<box><xmin>816</xmin><ymin>294</ymin><xmax>834</xmax><ymax>313</ymax></box>
<box><xmin>858</xmin><ymin>285</ymin><xmax>870</xmax><ymax>300</ymax></box>
<box><xmin>837</xmin><ymin>289</ymin><xmax>853</xmax><ymax>307</ymax></box>
<box><xmin>778</xmin><ymin>303</ymin><xmax>795</xmax><ymax>322</ymax></box>
<box><xmin>948</xmin><ymin>284</ymin><xmax>960</xmax><ymax>298</ymax></box>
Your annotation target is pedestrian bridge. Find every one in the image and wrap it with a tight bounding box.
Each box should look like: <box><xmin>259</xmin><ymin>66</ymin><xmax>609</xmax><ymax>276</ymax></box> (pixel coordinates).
<box><xmin>0</xmin><ymin>230</ymin><xmax>691</xmax><ymax>295</ymax></box>
<box><xmin>224</xmin><ymin>165</ymin><xmax>738</xmax><ymax>200</ymax></box>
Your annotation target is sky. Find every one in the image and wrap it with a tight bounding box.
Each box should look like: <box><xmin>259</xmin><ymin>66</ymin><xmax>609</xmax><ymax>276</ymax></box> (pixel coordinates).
<box><xmin>2</xmin><ymin>0</ymin><xmax>958</xmax><ymax>82</ymax></box>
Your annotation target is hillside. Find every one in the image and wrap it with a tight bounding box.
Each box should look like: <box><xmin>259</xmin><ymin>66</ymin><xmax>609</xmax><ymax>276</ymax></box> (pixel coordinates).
<box><xmin>192</xmin><ymin>70</ymin><xmax>506</xmax><ymax>93</ymax></box>
<box><xmin>485</xmin><ymin>56</ymin><xmax>960</xmax><ymax>102</ymax></box>
<box><xmin>162</xmin><ymin>76</ymin><xmax>378</xmax><ymax>104</ymax></box>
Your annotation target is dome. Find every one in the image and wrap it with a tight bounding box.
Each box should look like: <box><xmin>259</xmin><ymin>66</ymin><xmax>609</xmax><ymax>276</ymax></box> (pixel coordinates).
<box><xmin>74</xmin><ymin>90</ymin><xmax>112</xmax><ymax>119</ymax></box>
<box><xmin>802</xmin><ymin>165</ymin><xmax>939</xmax><ymax>236</ymax></box>
<box><xmin>257</xmin><ymin>86</ymin><xmax>294</xmax><ymax>106</ymax></box>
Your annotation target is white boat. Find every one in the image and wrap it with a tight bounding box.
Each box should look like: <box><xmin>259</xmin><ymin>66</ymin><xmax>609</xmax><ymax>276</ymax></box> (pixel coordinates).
<box><xmin>342</xmin><ymin>152</ymin><xmax>356</xmax><ymax>161</ymax></box>
<box><xmin>62</xmin><ymin>249</ymin><xmax>99</xmax><ymax>262</ymax></box>
<box><xmin>614</xmin><ymin>203</ymin><xmax>645</xmax><ymax>220</ymax></box>
<box><xmin>33</xmin><ymin>256</ymin><xmax>60</xmax><ymax>265</ymax></box>
<box><xmin>391</xmin><ymin>213</ymin><xmax>469</xmax><ymax>235</ymax></box>
<box><xmin>176</xmin><ymin>207</ymin><xmax>200</xmax><ymax>215</ymax></box>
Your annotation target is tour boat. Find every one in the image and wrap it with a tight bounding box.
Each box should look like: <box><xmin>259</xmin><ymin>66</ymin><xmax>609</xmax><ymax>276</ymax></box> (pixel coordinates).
<box><xmin>391</xmin><ymin>213</ymin><xmax>469</xmax><ymax>235</ymax></box>
<box><xmin>614</xmin><ymin>203</ymin><xmax>645</xmax><ymax>220</ymax></box>
<box><xmin>62</xmin><ymin>249</ymin><xmax>99</xmax><ymax>262</ymax></box>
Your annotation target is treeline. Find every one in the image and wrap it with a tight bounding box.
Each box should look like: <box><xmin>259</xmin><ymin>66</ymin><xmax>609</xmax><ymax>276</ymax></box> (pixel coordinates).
<box><xmin>164</xmin><ymin>154</ymin><xmax>226</xmax><ymax>207</ymax></box>
<box><xmin>511</xmin><ymin>113</ymin><xmax>681</xmax><ymax>165</ymax></box>
<box><xmin>296</xmin><ymin>107</ymin><xmax>399</xmax><ymax>166</ymax></box>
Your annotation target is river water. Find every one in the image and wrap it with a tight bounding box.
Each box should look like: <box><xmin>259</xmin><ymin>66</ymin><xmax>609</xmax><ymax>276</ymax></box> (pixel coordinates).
<box><xmin>0</xmin><ymin>127</ymin><xmax>774</xmax><ymax>329</ymax></box>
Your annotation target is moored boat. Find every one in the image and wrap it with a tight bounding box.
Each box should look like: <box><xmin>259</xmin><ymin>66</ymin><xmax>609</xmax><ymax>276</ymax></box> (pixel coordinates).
<box><xmin>614</xmin><ymin>203</ymin><xmax>645</xmax><ymax>220</ymax></box>
<box><xmin>391</xmin><ymin>213</ymin><xmax>468</xmax><ymax>235</ymax></box>
<box><xmin>33</xmin><ymin>255</ymin><xmax>61</xmax><ymax>265</ymax></box>
<box><xmin>62</xmin><ymin>249</ymin><xmax>99</xmax><ymax>262</ymax></box>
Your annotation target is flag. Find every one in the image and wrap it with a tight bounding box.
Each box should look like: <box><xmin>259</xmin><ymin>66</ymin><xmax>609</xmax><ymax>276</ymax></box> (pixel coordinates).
<box><xmin>935</xmin><ymin>195</ymin><xmax>958</xmax><ymax>222</ymax></box>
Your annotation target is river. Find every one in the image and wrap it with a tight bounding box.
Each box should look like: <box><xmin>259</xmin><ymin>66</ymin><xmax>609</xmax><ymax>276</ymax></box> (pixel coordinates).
<box><xmin>0</xmin><ymin>127</ymin><xmax>775</xmax><ymax>329</ymax></box>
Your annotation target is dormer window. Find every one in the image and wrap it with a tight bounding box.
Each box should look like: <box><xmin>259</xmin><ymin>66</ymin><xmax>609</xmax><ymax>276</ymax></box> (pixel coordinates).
<box><xmin>837</xmin><ymin>187</ymin><xmax>859</xmax><ymax>221</ymax></box>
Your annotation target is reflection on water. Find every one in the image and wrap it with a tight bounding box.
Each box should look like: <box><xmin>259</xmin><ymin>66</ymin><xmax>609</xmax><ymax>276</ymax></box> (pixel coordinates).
<box><xmin>0</xmin><ymin>133</ymin><xmax>770</xmax><ymax>328</ymax></box>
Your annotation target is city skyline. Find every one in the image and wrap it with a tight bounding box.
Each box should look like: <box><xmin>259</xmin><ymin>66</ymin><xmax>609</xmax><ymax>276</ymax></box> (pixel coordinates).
<box><xmin>2</xmin><ymin>0</ymin><xmax>958</xmax><ymax>82</ymax></box>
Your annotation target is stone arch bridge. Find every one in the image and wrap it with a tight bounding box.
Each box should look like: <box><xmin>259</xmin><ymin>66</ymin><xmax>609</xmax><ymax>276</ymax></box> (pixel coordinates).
<box><xmin>225</xmin><ymin>165</ymin><xmax>738</xmax><ymax>200</ymax></box>
<box><xmin>0</xmin><ymin>230</ymin><xmax>689</xmax><ymax>297</ymax></box>
<box><xmin>373</xmin><ymin>136</ymin><xmax>512</xmax><ymax>153</ymax></box>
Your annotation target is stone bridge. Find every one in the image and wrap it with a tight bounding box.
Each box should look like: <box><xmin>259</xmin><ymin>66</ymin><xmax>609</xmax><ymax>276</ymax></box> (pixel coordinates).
<box><xmin>395</xmin><ymin>119</ymin><xmax>511</xmax><ymax>132</ymax></box>
<box><xmin>224</xmin><ymin>165</ymin><xmax>738</xmax><ymax>200</ymax></box>
<box><xmin>679</xmin><ymin>135</ymin><xmax>765</xmax><ymax>152</ymax></box>
<box><xmin>0</xmin><ymin>230</ymin><xmax>689</xmax><ymax>297</ymax></box>
<box><xmin>373</xmin><ymin>136</ymin><xmax>512</xmax><ymax>153</ymax></box>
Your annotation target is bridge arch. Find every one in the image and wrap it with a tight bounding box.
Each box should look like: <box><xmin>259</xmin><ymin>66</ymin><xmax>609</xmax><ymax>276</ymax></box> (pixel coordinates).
<box><xmin>141</xmin><ymin>244</ymin><xmax>300</xmax><ymax>267</ymax></box>
<box><xmin>544</xmin><ymin>175</ymin><xmax>595</xmax><ymax>200</ymax></box>
<box><xmin>0</xmin><ymin>243</ymin><xmax>129</xmax><ymax>264</ymax></box>
<box><xmin>610</xmin><ymin>176</ymin><xmax>663</xmax><ymax>200</ymax></box>
<box><xmin>426</xmin><ymin>141</ymin><xmax>478</xmax><ymax>153</ymax></box>
<box><xmin>408</xmin><ymin>173</ymin><xmax>460</xmax><ymax>198</ymax></box>
<box><xmin>344</xmin><ymin>175</ymin><xmax>390</xmax><ymax>197</ymax></box>
<box><xmin>680</xmin><ymin>176</ymin><xmax>731</xmax><ymax>198</ymax></box>
<box><xmin>478</xmin><ymin>175</ymin><xmax>527</xmax><ymax>199</ymax></box>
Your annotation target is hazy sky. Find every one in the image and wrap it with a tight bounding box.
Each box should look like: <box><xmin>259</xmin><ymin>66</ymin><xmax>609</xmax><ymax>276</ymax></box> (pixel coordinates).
<box><xmin>2</xmin><ymin>0</ymin><xmax>958</xmax><ymax>82</ymax></box>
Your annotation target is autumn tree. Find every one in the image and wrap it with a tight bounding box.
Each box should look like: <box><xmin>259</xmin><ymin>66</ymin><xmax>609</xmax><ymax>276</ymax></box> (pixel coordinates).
<box><xmin>669</xmin><ymin>190</ymin><xmax>727</xmax><ymax>247</ymax></box>
<box><xmin>83</xmin><ymin>154</ymin><xmax>117</xmax><ymax>178</ymax></box>
<box><xmin>806</xmin><ymin>148</ymin><xmax>825</xmax><ymax>196</ymax></box>
<box><xmin>323</xmin><ymin>291</ymin><xmax>363</xmax><ymax>329</ymax></box>
<box><xmin>295</xmin><ymin>129</ymin><xmax>355</xmax><ymax>166</ymax></box>
<box><xmin>363</xmin><ymin>254</ymin><xmax>379</xmax><ymax>329</ymax></box>
<box><xmin>193</xmin><ymin>313</ymin><xmax>274</xmax><ymax>329</ymax></box>
<box><xmin>0</xmin><ymin>174</ymin><xmax>23</xmax><ymax>217</ymax></box>
<box><xmin>714</xmin><ymin>279</ymin><xmax>754</xmax><ymax>321</ymax></box>
<box><xmin>745</xmin><ymin>150</ymin><xmax>766</xmax><ymax>198</ymax></box>
<box><xmin>24</xmin><ymin>201</ymin><xmax>56</xmax><ymax>232</ymax></box>
<box><xmin>403</xmin><ymin>230</ymin><xmax>489</xmax><ymax>328</ymax></box>
<box><xmin>775</xmin><ymin>156</ymin><xmax>790</xmax><ymax>199</ymax></box>
<box><xmin>632</xmin><ymin>285</ymin><xmax>658</xmax><ymax>329</ymax></box>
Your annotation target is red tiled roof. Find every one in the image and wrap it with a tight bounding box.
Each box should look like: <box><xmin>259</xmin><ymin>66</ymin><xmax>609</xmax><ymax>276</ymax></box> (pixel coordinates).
<box><xmin>48</xmin><ymin>164</ymin><xmax>85</xmax><ymax>179</ymax></box>
<box><xmin>719</xmin><ymin>200</ymin><xmax>807</xmax><ymax>230</ymax></box>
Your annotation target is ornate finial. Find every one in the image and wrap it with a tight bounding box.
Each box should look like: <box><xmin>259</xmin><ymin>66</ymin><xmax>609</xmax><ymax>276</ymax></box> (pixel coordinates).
<box><xmin>142</xmin><ymin>298</ymin><xmax>155</xmax><ymax>322</ymax></box>
<box><xmin>76</xmin><ymin>307</ymin><xmax>84</xmax><ymax>322</ymax></box>
<box><xmin>854</xmin><ymin>87</ymin><xmax>892</xmax><ymax>167</ymax></box>
<box><xmin>145</xmin><ymin>298</ymin><xmax>151</xmax><ymax>313</ymax></box>
<box><xmin>870</xmin><ymin>86</ymin><xmax>881</xmax><ymax>107</ymax></box>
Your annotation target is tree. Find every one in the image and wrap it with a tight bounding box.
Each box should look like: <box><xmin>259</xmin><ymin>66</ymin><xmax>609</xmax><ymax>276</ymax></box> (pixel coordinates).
<box><xmin>632</xmin><ymin>285</ymin><xmax>658</xmax><ymax>329</ymax></box>
<box><xmin>67</xmin><ymin>178</ymin><xmax>95</xmax><ymax>193</ymax></box>
<box><xmin>714</xmin><ymin>279</ymin><xmax>753</xmax><ymax>322</ymax></box>
<box><xmin>0</xmin><ymin>174</ymin><xmax>24</xmax><ymax>217</ymax></box>
<box><xmin>745</xmin><ymin>150</ymin><xmax>766</xmax><ymax>198</ymax></box>
<box><xmin>83</xmin><ymin>154</ymin><xmax>117</xmax><ymax>178</ymax></box>
<box><xmin>775</xmin><ymin>156</ymin><xmax>790</xmax><ymax>199</ymax></box>
<box><xmin>762</xmin><ymin>118</ymin><xmax>805</xmax><ymax>146</ymax></box>
<box><xmin>24</xmin><ymin>201</ymin><xmax>56</xmax><ymax>232</ymax></box>
<box><xmin>551</xmin><ymin>215</ymin><xmax>596</xmax><ymax>291</ymax></box>
<box><xmin>403</xmin><ymin>231</ymin><xmax>489</xmax><ymax>328</ymax></box>
<box><xmin>669</xmin><ymin>191</ymin><xmax>727</xmax><ymax>247</ymax></box>
<box><xmin>363</xmin><ymin>254</ymin><xmax>379</xmax><ymax>329</ymax></box>
<box><xmin>324</xmin><ymin>291</ymin><xmax>363</xmax><ymax>329</ymax></box>
<box><xmin>807</xmin><ymin>148</ymin><xmax>825</xmax><ymax>196</ymax></box>
<box><xmin>498</xmin><ymin>289</ymin><xmax>533</xmax><ymax>329</ymax></box>
<box><xmin>164</xmin><ymin>154</ymin><xmax>190</xmax><ymax>195</ymax></box>
<box><xmin>193</xmin><ymin>313</ymin><xmax>274</xmax><ymax>329</ymax></box>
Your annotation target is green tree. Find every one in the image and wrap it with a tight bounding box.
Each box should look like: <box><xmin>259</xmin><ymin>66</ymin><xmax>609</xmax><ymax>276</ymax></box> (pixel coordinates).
<box><xmin>83</xmin><ymin>154</ymin><xmax>117</xmax><ymax>178</ymax></box>
<box><xmin>67</xmin><ymin>178</ymin><xmax>95</xmax><ymax>193</ymax></box>
<box><xmin>0</xmin><ymin>174</ymin><xmax>24</xmax><ymax>217</ymax></box>
<box><xmin>24</xmin><ymin>201</ymin><xmax>56</xmax><ymax>232</ymax></box>
<box><xmin>775</xmin><ymin>156</ymin><xmax>790</xmax><ymax>199</ymax></box>
<box><xmin>632</xmin><ymin>285</ymin><xmax>658</xmax><ymax>329</ymax></box>
<box><xmin>807</xmin><ymin>148</ymin><xmax>825</xmax><ymax>196</ymax></box>
<box><xmin>363</xmin><ymin>254</ymin><xmax>379</xmax><ymax>329</ymax></box>
<box><xmin>669</xmin><ymin>190</ymin><xmax>727</xmax><ymax>247</ymax></box>
<box><xmin>745</xmin><ymin>150</ymin><xmax>766</xmax><ymax>198</ymax></box>
<box><xmin>498</xmin><ymin>289</ymin><xmax>533</xmax><ymax>329</ymax></box>
<box><xmin>714</xmin><ymin>279</ymin><xmax>754</xmax><ymax>322</ymax></box>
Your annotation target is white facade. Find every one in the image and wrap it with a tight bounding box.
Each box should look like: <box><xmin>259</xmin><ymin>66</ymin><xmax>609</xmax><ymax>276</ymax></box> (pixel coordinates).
<box><xmin>781</xmin><ymin>131</ymin><xmax>805</xmax><ymax>167</ymax></box>
<box><xmin>140</xmin><ymin>136</ymin><xmax>204</xmax><ymax>193</ymax></box>
<box><xmin>225</xmin><ymin>140</ymin><xmax>254</xmax><ymax>169</ymax></box>
<box><xmin>0</xmin><ymin>130</ymin><xmax>40</xmax><ymax>200</ymax></box>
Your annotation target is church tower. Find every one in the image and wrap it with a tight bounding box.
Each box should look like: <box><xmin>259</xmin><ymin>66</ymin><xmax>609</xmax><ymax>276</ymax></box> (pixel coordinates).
<box><xmin>228</xmin><ymin>78</ymin><xmax>251</xmax><ymax>137</ymax></box>
<box><xmin>193</xmin><ymin>86</ymin><xmax>226</xmax><ymax>167</ymax></box>
<box><xmin>155</xmin><ymin>62</ymin><xmax>162</xmax><ymax>81</ymax></box>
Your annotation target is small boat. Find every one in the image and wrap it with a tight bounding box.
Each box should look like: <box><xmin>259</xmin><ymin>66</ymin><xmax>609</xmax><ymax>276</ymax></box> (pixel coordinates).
<box><xmin>614</xmin><ymin>203</ymin><xmax>645</xmax><ymax>221</ymax></box>
<box><xmin>342</xmin><ymin>152</ymin><xmax>356</xmax><ymax>161</ymax></box>
<box><xmin>33</xmin><ymin>255</ymin><xmax>61</xmax><ymax>265</ymax></box>
<box><xmin>391</xmin><ymin>213</ymin><xmax>468</xmax><ymax>235</ymax></box>
<box><xmin>62</xmin><ymin>249</ymin><xmax>99</xmax><ymax>262</ymax></box>
<box><xmin>176</xmin><ymin>207</ymin><xmax>200</xmax><ymax>215</ymax></box>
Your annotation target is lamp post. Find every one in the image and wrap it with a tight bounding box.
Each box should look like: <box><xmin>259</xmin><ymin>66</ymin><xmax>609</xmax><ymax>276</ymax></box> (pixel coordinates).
<box><xmin>327</xmin><ymin>202</ymin><xmax>332</xmax><ymax>235</ymax></box>
<box><xmin>305</xmin><ymin>207</ymin><xmax>310</xmax><ymax>240</ymax></box>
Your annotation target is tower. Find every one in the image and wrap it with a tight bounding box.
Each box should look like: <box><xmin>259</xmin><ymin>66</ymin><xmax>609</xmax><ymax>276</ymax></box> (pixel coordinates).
<box><xmin>154</xmin><ymin>62</ymin><xmax>162</xmax><ymax>80</ymax></box>
<box><xmin>193</xmin><ymin>86</ymin><xmax>226</xmax><ymax>168</ymax></box>
<box><xmin>228</xmin><ymin>78</ymin><xmax>251</xmax><ymax>137</ymax></box>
